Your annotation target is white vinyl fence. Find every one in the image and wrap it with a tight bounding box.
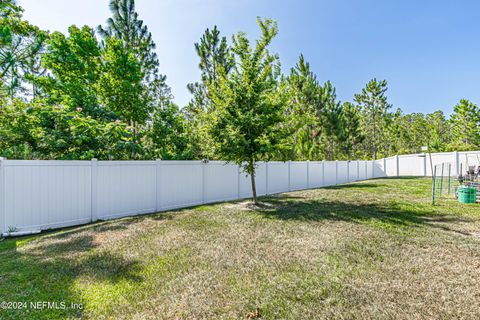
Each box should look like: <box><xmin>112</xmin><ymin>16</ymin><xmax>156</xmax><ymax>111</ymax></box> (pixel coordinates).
<box><xmin>1</xmin><ymin>151</ymin><xmax>479</xmax><ymax>235</ymax></box>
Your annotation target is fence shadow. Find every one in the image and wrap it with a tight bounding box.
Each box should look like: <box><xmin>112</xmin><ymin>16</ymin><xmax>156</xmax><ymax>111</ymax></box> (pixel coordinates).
<box><xmin>255</xmin><ymin>193</ymin><xmax>473</xmax><ymax>232</ymax></box>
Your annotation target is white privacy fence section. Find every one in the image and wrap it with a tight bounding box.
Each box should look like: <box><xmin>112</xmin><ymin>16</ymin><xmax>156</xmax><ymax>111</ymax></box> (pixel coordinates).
<box><xmin>375</xmin><ymin>151</ymin><xmax>480</xmax><ymax>178</ymax></box>
<box><xmin>1</xmin><ymin>150</ymin><xmax>479</xmax><ymax>235</ymax></box>
<box><xmin>0</xmin><ymin>159</ymin><xmax>375</xmax><ymax>235</ymax></box>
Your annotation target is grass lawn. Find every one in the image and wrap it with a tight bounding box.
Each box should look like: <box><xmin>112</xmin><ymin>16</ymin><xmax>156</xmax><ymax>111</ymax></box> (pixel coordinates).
<box><xmin>1</xmin><ymin>177</ymin><xmax>480</xmax><ymax>319</ymax></box>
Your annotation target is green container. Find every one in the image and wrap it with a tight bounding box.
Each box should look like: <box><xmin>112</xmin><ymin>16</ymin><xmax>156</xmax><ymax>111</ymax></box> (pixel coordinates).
<box><xmin>458</xmin><ymin>186</ymin><xmax>477</xmax><ymax>204</ymax></box>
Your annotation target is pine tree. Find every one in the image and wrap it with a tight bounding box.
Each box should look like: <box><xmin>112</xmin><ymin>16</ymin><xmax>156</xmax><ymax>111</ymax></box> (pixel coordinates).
<box><xmin>426</xmin><ymin>111</ymin><xmax>450</xmax><ymax>151</ymax></box>
<box><xmin>184</xmin><ymin>26</ymin><xmax>234</xmax><ymax>159</ymax></box>
<box><xmin>450</xmin><ymin>99</ymin><xmax>480</xmax><ymax>147</ymax></box>
<box><xmin>354</xmin><ymin>79</ymin><xmax>391</xmax><ymax>159</ymax></box>
<box><xmin>339</xmin><ymin>102</ymin><xmax>363</xmax><ymax>159</ymax></box>
<box><xmin>285</xmin><ymin>54</ymin><xmax>322</xmax><ymax>160</ymax></box>
<box><xmin>0</xmin><ymin>0</ymin><xmax>47</xmax><ymax>100</ymax></box>
<box><xmin>98</xmin><ymin>0</ymin><xmax>170</xmax><ymax>105</ymax></box>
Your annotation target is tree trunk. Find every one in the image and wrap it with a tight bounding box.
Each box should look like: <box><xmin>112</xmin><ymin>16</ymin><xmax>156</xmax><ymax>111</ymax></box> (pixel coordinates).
<box><xmin>250</xmin><ymin>171</ymin><xmax>257</xmax><ymax>205</ymax></box>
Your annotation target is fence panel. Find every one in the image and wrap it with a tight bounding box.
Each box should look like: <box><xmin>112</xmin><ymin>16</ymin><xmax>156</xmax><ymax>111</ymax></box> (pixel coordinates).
<box><xmin>205</xmin><ymin>162</ymin><xmax>239</xmax><ymax>203</ymax></box>
<box><xmin>348</xmin><ymin>161</ymin><xmax>358</xmax><ymax>182</ymax></box>
<box><xmin>398</xmin><ymin>154</ymin><xmax>424</xmax><ymax>176</ymax></box>
<box><xmin>290</xmin><ymin>161</ymin><xmax>308</xmax><ymax>191</ymax></box>
<box><xmin>97</xmin><ymin>161</ymin><xmax>156</xmax><ymax>220</ymax></box>
<box><xmin>158</xmin><ymin>161</ymin><xmax>203</xmax><ymax>210</ymax></box>
<box><xmin>383</xmin><ymin>157</ymin><xmax>395</xmax><ymax>177</ymax></box>
<box><xmin>309</xmin><ymin>161</ymin><xmax>323</xmax><ymax>187</ymax></box>
<box><xmin>367</xmin><ymin>161</ymin><xmax>374</xmax><ymax>179</ymax></box>
<box><xmin>358</xmin><ymin>161</ymin><xmax>366</xmax><ymax>180</ymax></box>
<box><xmin>428</xmin><ymin>153</ymin><xmax>455</xmax><ymax>176</ymax></box>
<box><xmin>323</xmin><ymin>161</ymin><xmax>337</xmax><ymax>186</ymax></box>
<box><xmin>266</xmin><ymin>162</ymin><xmax>289</xmax><ymax>194</ymax></box>
<box><xmin>337</xmin><ymin>161</ymin><xmax>349</xmax><ymax>184</ymax></box>
<box><xmin>4</xmin><ymin>161</ymin><xmax>92</xmax><ymax>233</ymax></box>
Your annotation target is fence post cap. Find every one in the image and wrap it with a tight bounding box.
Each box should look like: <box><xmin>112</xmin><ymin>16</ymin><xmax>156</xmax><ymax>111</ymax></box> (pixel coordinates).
<box><xmin>91</xmin><ymin>158</ymin><xmax>97</xmax><ymax>161</ymax></box>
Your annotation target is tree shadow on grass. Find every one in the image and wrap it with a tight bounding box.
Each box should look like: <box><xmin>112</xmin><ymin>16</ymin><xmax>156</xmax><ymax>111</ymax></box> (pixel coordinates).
<box><xmin>325</xmin><ymin>183</ymin><xmax>386</xmax><ymax>190</ymax></box>
<box><xmin>0</xmin><ymin>207</ymin><xmax>182</xmax><ymax>318</ymax></box>
<box><xmin>255</xmin><ymin>193</ymin><xmax>474</xmax><ymax>233</ymax></box>
<box><xmin>0</xmin><ymin>226</ymin><xmax>145</xmax><ymax>319</ymax></box>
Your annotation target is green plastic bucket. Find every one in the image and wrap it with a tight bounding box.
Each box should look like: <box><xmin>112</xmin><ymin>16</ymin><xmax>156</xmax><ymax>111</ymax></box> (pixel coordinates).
<box><xmin>458</xmin><ymin>186</ymin><xmax>477</xmax><ymax>204</ymax></box>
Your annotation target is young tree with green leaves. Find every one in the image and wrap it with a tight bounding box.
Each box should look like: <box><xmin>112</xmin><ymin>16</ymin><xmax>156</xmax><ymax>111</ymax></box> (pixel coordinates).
<box><xmin>208</xmin><ymin>18</ymin><xmax>286</xmax><ymax>204</ymax></box>
<box><xmin>0</xmin><ymin>99</ymin><xmax>137</xmax><ymax>160</ymax></box>
<box><xmin>97</xmin><ymin>36</ymin><xmax>147</xmax><ymax>147</ymax></box>
<box><xmin>146</xmin><ymin>102</ymin><xmax>191</xmax><ymax>160</ymax></box>
<box><xmin>35</xmin><ymin>25</ymin><xmax>103</xmax><ymax>117</ymax></box>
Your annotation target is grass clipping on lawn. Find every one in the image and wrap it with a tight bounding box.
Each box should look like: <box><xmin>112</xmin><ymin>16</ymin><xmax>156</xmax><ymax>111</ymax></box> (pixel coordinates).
<box><xmin>1</xmin><ymin>177</ymin><xmax>480</xmax><ymax>319</ymax></box>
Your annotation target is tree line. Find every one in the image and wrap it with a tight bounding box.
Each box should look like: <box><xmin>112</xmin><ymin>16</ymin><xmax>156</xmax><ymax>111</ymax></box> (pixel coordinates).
<box><xmin>1</xmin><ymin>0</ymin><xmax>479</xmax><ymax>166</ymax></box>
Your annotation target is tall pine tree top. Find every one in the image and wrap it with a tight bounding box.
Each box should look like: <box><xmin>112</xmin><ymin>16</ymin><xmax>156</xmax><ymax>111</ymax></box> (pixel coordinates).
<box><xmin>97</xmin><ymin>0</ymin><xmax>170</xmax><ymax>100</ymax></box>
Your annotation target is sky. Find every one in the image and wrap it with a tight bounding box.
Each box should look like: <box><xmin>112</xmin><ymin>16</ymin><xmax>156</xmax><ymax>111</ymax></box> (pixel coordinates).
<box><xmin>18</xmin><ymin>0</ymin><xmax>480</xmax><ymax>115</ymax></box>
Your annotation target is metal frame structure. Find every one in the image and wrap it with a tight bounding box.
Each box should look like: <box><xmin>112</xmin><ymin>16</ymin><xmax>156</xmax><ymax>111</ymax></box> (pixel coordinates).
<box><xmin>432</xmin><ymin>162</ymin><xmax>452</xmax><ymax>205</ymax></box>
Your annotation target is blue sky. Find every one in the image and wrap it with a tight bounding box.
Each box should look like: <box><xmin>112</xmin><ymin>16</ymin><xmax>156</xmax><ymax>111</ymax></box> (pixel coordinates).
<box><xmin>19</xmin><ymin>0</ymin><xmax>480</xmax><ymax>114</ymax></box>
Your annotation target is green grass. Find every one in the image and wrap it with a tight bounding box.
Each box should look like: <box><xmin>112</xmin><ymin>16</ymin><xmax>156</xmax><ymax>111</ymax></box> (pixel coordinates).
<box><xmin>2</xmin><ymin>177</ymin><xmax>480</xmax><ymax>319</ymax></box>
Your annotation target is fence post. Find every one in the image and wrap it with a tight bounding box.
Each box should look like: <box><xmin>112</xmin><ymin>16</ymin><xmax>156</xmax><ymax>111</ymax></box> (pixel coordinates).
<box><xmin>440</xmin><ymin>163</ymin><xmax>444</xmax><ymax>194</ymax></box>
<box><xmin>423</xmin><ymin>153</ymin><xmax>427</xmax><ymax>177</ymax></box>
<box><xmin>453</xmin><ymin>151</ymin><xmax>459</xmax><ymax>176</ymax></box>
<box><xmin>288</xmin><ymin>160</ymin><xmax>292</xmax><ymax>191</ymax></box>
<box><xmin>365</xmin><ymin>160</ymin><xmax>368</xmax><ymax>179</ymax></box>
<box><xmin>202</xmin><ymin>160</ymin><xmax>206</xmax><ymax>204</ymax></box>
<box><xmin>346</xmin><ymin>161</ymin><xmax>350</xmax><ymax>182</ymax></box>
<box><xmin>322</xmin><ymin>160</ymin><xmax>325</xmax><ymax>186</ymax></box>
<box><xmin>335</xmin><ymin>160</ymin><xmax>339</xmax><ymax>185</ymax></box>
<box><xmin>91</xmin><ymin>158</ymin><xmax>98</xmax><ymax>222</ymax></box>
<box><xmin>432</xmin><ymin>165</ymin><xmax>437</xmax><ymax>205</ymax></box>
<box><xmin>0</xmin><ymin>158</ymin><xmax>5</xmax><ymax>235</ymax></box>
<box><xmin>306</xmin><ymin>160</ymin><xmax>310</xmax><ymax>189</ymax></box>
<box><xmin>265</xmin><ymin>162</ymin><xmax>269</xmax><ymax>195</ymax></box>
<box><xmin>155</xmin><ymin>159</ymin><xmax>161</xmax><ymax>211</ymax></box>
<box><xmin>447</xmin><ymin>163</ymin><xmax>451</xmax><ymax>194</ymax></box>
<box><xmin>357</xmin><ymin>160</ymin><xmax>360</xmax><ymax>181</ymax></box>
<box><xmin>237</xmin><ymin>165</ymin><xmax>241</xmax><ymax>199</ymax></box>
<box><xmin>383</xmin><ymin>158</ymin><xmax>387</xmax><ymax>176</ymax></box>
<box><xmin>395</xmin><ymin>155</ymin><xmax>399</xmax><ymax>177</ymax></box>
